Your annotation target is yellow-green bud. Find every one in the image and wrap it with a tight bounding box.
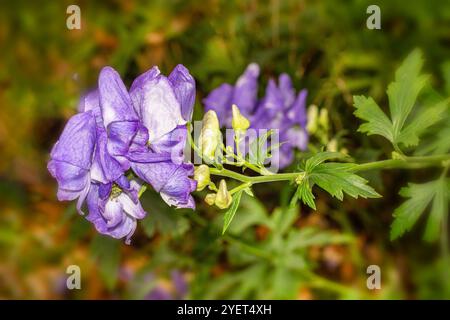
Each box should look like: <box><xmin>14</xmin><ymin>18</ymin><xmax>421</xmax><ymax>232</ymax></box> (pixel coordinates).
<box><xmin>204</xmin><ymin>193</ymin><xmax>216</xmax><ymax>206</ymax></box>
<box><xmin>295</xmin><ymin>172</ymin><xmax>306</xmax><ymax>185</ymax></box>
<box><xmin>194</xmin><ymin>165</ymin><xmax>210</xmax><ymax>191</ymax></box>
<box><xmin>319</xmin><ymin>108</ymin><xmax>329</xmax><ymax>132</ymax></box>
<box><xmin>215</xmin><ymin>180</ymin><xmax>232</xmax><ymax>209</ymax></box>
<box><xmin>327</xmin><ymin>138</ymin><xmax>337</xmax><ymax>152</ymax></box>
<box><xmin>199</xmin><ymin>110</ymin><xmax>222</xmax><ymax>160</ymax></box>
<box><xmin>306</xmin><ymin>105</ymin><xmax>319</xmax><ymax>134</ymax></box>
<box><xmin>231</xmin><ymin>104</ymin><xmax>250</xmax><ymax>132</ymax></box>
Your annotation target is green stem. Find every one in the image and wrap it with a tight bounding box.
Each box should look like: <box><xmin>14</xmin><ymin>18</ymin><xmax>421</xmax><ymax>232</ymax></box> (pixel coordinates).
<box><xmin>209</xmin><ymin>154</ymin><xmax>450</xmax><ymax>184</ymax></box>
<box><xmin>229</xmin><ymin>182</ymin><xmax>252</xmax><ymax>195</ymax></box>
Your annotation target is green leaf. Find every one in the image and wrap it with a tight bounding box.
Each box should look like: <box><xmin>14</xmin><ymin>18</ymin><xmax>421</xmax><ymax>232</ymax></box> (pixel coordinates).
<box><xmin>222</xmin><ymin>190</ymin><xmax>244</xmax><ymax>234</ymax></box>
<box><xmin>424</xmin><ymin>179</ymin><xmax>449</xmax><ymax>241</ymax></box>
<box><xmin>396</xmin><ymin>99</ymin><xmax>449</xmax><ymax>147</ymax></box>
<box><xmin>304</xmin><ymin>151</ymin><xmax>347</xmax><ymax>172</ymax></box>
<box><xmin>286</xmin><ymin>227</ymin><xmax>353</xmax><ymax>251</ymax></box>
<box><xmin>227</xmin><ymin>195</ymin><xmax>270</xmax><ymax>234</ymax></box>
<box><xmin>353</xmin><ymin>95</ymin><xmax>394</xmax><ymax>142</ymax></box>
<box><xmin>387</xmin><ymin>49</ymin><xmax>429</xmax><ymax>137</ymax></box>
<box><xmin>311</xmin><ymin>163</ymin><xmax>381</xmax><ymax>200</ymax></box>
<box><xmin>295</xmin><ymin>178</ymin><xmax>316</xmax><ymax>210</ymax></box>
<box><xmin>390</xmin><ymin>179</ymin><xmax>449</xmax><ymax>241</ymax></box>
<box><xmin>248</xmin><ymin>129</ymin><xmax>273</xmax><ymax>165</ymax></box>
<box><xmin>354</xmin><ymin>49</ymin><xmax>437</xmax><ymax>148</ymax></box>
<box><xmin>90</xmin><ymin>235</ymin><xmax>121</xmax><ymax>290</ymax></box>
<box><xmin>271</xmin><ymin>206</ymin><xmax>299</xmax><ymax>235</ymax></box>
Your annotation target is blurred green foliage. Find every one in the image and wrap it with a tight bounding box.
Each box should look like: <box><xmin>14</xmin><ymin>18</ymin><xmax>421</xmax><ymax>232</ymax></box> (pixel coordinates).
<box><xmin>0</xmin><ymin>0</ymin><xmax>449</xmax><ymax>299</ymax></box>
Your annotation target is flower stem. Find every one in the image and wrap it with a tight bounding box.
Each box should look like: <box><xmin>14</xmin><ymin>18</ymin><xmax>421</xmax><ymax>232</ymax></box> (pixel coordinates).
<box><xmin>209</xmin><ymin>154</ymin><xmax>450</xmax><ymax>184</ymax></box>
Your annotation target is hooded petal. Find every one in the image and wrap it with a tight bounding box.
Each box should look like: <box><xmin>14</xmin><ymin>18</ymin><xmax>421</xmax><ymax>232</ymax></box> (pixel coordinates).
<box><xmin>48</xmin><ymin>160</ymin><xmax>90</xmax><ymax>196</ymax></box>
<box><xmin>203</xmin><ymin>83</ymin><xmax>233</xmax><ymax>127</ymax></box>
<box><xmin>131</xmin><ymin>161</ymin><xmax>196</xmax><ymax>209</ymax></box>
<box><xmin>130</xmin><ymin>69</ymin><xmax>186</xmax><ymax>143</ymax></box>
<box><xmin>285</xmin><ymin>126</ymin><xmax>308</xmax><ymax>151</ymax></box>
<box><xmin>107</xmin><ymin>120</ymin><xmax>140</xmax><ymax>157</ymax></box>
<box><xmin>278</xmin><ymin>73</ymin><xmax>295</xmax><ymax>109</ymax></box>
<box><xmin>168</xmin><ymin>64</ymin><xmax>196</xmax><ymax>122</ymax></box>
<box><xmin>98</xmin><ymin>66</ymin><xmax>138</xmax><ymax>128</ymax></box>
<box><xmin>232</xmin><ymin>63</ymin><xmax>260</xmax><ymax>117</ymax></box>
<box><xmin>117</xmin><ymin>192</ymin><xmax>146</xmax><ymax>219</ymax></box>
<box><xmin>50</xmin><ymin>112</ymin><xmax>96</xmax><ymax>170</ymax></box>
<box><xmin>90</xmin><ymin>128</ymin><xmax>124</xmax><ymax>184</ymax></box>
<box><xmin>287</xmin><ymin>89</ymin><xmax>308</xmax><ymax>128</ymax></box>
<box><xmin>251</xmin><ymin>79</ymin><xmax>284</xmax><ymax>130</ymax></box>
<box><xmin>48</xmin><ymin>111</ymin><xmax>96</xmax><ymax>200</ymax></box>
<box><xmin>150</xmin><ymin>125</ymin><xmax>187</xmax><ymax>164</ymax></box>
<box><xmin>86</xmin><ymin>183</ymin><xmax>139</xmax><ymax>244</ymax></box>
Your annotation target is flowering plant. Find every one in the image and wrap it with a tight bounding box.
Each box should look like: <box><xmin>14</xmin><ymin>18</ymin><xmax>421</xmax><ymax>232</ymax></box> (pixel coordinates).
<box><xmin>49</xmin><ymin>51</ymin><xmax>450</xmax><ymax>248</ymax></box>
<box><xmin>46</xmin><ymin>51</ymin><xmax>450</xmax><ymax>300</ymax></box>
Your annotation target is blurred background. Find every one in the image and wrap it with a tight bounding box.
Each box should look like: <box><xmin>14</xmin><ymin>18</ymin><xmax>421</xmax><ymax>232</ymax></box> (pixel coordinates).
<box><xmin>0</xmin><ymin>0</ymin><xmax>449</xmax><ymax>299</ymax></box>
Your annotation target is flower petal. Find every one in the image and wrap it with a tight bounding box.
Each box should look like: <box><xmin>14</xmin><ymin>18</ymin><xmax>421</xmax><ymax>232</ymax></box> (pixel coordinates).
<box><xmin>132</xmin><ymin>161</ymin><xmax>196</xmax><ymax>209</ymax></box>
<box><xmin>168</xmin><ymin>64</ymin><xmax>196</xmax><ymax>122</ymax></box>
<box><xmin>203</xmin><ymin>83</ymin><xmax>233</xmax><ymax>127</ymax></box>
<box><xmin>130</xmin><ymin>69</ymin><xmax>185</xmax><ymax>143</ymax></box>
<box><xmin>50</xmin><ymin>112</ymin><xmax>97</xmax><ymax>170</ymax></box>
<box><xmin>150</xmin><ymin>125</ymin><xmax>187</xmax><ymax>164</ymax></box>
<box><xmin>287</xmin><ymin>89</ymin><xmax>308</xmax><ymax>128</ymax></box>
<box><xmin>278</xmin><ymin>73</ymin><xmax>295</xmax><ymax>109</ymax></box>
<box><xmin>98</xmin><ymin>66</ymin><xmax>137</xmax><ymax>128</ymax></box>
<box><xmin>232</xmin><ymin>63</ymin><xmax>260</xmax><ymax>117</ymax></box>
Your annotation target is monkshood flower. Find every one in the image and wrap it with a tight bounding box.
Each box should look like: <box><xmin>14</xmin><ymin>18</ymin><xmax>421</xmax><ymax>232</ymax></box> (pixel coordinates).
<box><xmin>203</xmin><ymin>63</ymin><xmax>308</xmax><ymax>168</ymax></box>
<box><xmin>48</xmin><ymin>64</ymin><xmax>197</xmax><ymax>243</ymax></box>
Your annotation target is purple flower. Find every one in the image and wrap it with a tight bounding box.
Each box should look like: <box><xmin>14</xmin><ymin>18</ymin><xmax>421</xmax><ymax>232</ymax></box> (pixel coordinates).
<box><xmin>47</xmin><ymin>111</ymin><xmax>97</xmax><ymax>213</ymax></box>
<box><xmin>203</xmin><ymin>63</ymin><xmax>309</xmax><ymax>168</ymax></box>
<box><xmin>49</xmin><ymin>64</ymin><xmax>197</xmax><ymax>243</ymax></box>
<box><xmin>86</xmin><ymin>178</ymin><xmax>145</xmax><ymax>244</ymax></box>
<box><xmin>129</xmin><ymin>65</ymin><xmax>197</xmax><ymax>208</ymax></box>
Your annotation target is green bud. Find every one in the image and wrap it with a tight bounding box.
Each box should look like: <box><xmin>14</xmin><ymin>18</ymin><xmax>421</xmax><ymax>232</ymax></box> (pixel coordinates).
<box><xmin>204</xmin><ymin>193</ymin><xmax>216</xmax><ymax>206</ymax></box>
<box><xmin>327</xmin><ymin>138</ymin><xmax>338</xmax><ymax>152</ymax></box>
<box><xmin>319</xmin><ymin>108</ymin><xmax>329</xmax><ymax>132</ymax></box>
<box><xmin>295</xmin><ymin>172</ymin><xmax>306</xmax><ymax>185</ymax></box>
<box><xmin>215</xmin><ymin>180</ymin><xmax>232</xmax><ymax>209</ymax></box>
<box><xmin>231</xmin><ymin>104</ymin><xmax>250</xmax><ymax>132</ymax></box>
<box><xmin>194</xmin><ymin>165</ymin><xmax>211</xmax><ymax>191</ymax></box>
<box><xmin>306</xmin><ymin>105</ymin><xmax>319</xmax><ymax>134</ymax></box>
<box><xmin>199</xmin><ymin>110</ymin><xmax>222</xmax><ymax>160</ymax></box>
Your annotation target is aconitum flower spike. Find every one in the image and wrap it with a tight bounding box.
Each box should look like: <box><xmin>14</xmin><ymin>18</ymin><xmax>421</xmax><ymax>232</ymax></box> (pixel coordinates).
<box><xmin>49</xmin><ymin>64</ymin><xmax>197</xmax><ymax>243</ymax></box>
<box><xmin>203</xmin><ymin>63</ymin><xmax>309</xmax><ymax>168</ymax></box>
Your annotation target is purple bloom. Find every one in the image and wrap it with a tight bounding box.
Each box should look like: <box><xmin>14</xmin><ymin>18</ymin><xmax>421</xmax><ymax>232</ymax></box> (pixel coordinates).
<box><xmin>144</xmin><ymin>270</ymin><xmax>189</xmax><ymax>300</ymax></box>
<box><xmin>47</xmin><ymin>111</ymin><xmax>96</xmax><ymax>213</ymax></box>
<box><xmin>203</xmin><ymin>63</ymin><xmax>309</xmax><ymax>168</ymax></box>
<box><xmin>86</xmin><ymin>178</ymin><xmax>145</xmax><ymax>244</ymax></box>
<box><xmin>49</xmin><ymin>64</ymin><xmax>197</xmax><ymax>243</ymax></box>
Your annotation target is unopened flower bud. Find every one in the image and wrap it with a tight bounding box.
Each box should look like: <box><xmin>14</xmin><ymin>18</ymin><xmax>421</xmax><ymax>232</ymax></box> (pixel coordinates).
<box><xmin>215</xmin><ymin>180</ymin><xmax>232</xmax><ymax>209</ymax></box>
<box><xmin>295</xmin><ymin>172</ymin><xmax>306</xmax><ymax>185</ymax></box>
<box><xmin>199</xmin><ymin>110</ymin><xmax>222</xmax><ymax>160</ymax></box>
<box><xmin>205</xmin><ymin>193</ymin><xmax>216</xmax><ymax>206</ymax></box>
<box><xmin>306</xmin><ymin>105</ymin><xmax>318</xmax><ymax>134</ymax></box>
<box><xmin>319</xmin><ymin>108</ymin><xmax>329</xmax><ymax>132</ymax></box>
<box><xmin>194</xmin><ymin>165</ymin><xmax>210</xmax><ymax>191</ymax></box>
<box><xmin>231</xmin><ymin>104</ymin><xmax>250</xmax><ymax>132</ymax></box>
<box><xmin>327</xmin><ymin>138</ymin><xmax>337</xmax><ymax>152</ymax></box>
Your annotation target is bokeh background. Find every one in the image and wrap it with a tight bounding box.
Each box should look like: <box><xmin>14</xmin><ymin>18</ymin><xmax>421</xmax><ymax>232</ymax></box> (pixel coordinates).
<box><xmin>0</xmin><ymin>0</ymin><xmax>449</xmax><ymax>299</ymax></box>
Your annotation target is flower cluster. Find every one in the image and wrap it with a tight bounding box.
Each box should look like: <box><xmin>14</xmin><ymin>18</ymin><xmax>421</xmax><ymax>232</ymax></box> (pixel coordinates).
<box><xmin>48</xmin><ymin>65</ymin><xmax>197</xmax><ymax>243</ymax></box>
<box><xmin>203</xmin><ymin>63</ymin><xmax>308</xmax><ymax>168</ymax></box>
